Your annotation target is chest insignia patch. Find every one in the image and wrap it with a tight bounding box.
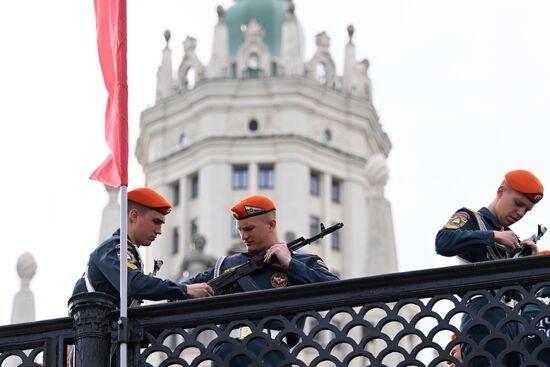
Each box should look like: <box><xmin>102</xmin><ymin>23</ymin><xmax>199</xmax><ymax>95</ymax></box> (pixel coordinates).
<box><xmin>271</xmin><ymin>272</ymin><xmax>288</xmax><ymax>288</ymax></box>
<box><xmin>444</xmin><ymin>211</ymin><xmax>470</xmax><ymax>229</ymax></box>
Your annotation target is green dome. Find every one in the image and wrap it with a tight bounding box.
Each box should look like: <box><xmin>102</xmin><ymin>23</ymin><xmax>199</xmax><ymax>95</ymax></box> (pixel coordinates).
<box><xmin>225</xmin><ymin>0</ymin><xmax>287</xmax><ymax>58</ymax></box>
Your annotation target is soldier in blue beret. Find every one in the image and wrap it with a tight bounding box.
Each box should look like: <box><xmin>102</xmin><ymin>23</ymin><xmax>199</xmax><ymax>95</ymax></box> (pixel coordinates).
<box><xmin>72</xmin><ymin>187</ymin><xmax>213</xmax><ymax>306</ymax></box>
<box><xmin>184</xmin><ymin>194</ymin><xmax>339</xmax><ymax>366</ymax></box>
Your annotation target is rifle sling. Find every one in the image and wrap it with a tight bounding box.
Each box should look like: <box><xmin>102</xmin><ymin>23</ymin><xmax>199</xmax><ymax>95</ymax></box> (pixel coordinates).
<box><xmin>236</xmin><ymin>275</ymin><xmax>261</xmax><ymax>292</ymax></box>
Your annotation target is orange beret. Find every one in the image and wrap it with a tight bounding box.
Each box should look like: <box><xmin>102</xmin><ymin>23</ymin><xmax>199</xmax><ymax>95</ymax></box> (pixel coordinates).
<box><xmin>128</xmin><ymin>187</ymin><xmax>172</xmax><ymax>215</ymax></box>
<box><xmin>504</xmin><ymin>170</ymin><xmax>544</xmax><ymax>203</ymax></box>
<box><xmin>230</xmin><ymin>195</ymin><xmax>276</xmax><ymax>220</ymax></box>
<box><xmin>539</xmin><ymin>250</ymin><xmax>550</xmax><ymax>256</ymax></box>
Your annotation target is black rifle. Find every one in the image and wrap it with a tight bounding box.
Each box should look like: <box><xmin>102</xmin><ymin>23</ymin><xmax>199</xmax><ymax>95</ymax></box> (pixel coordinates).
<box><xmin>511</xmin><ymin>224</ymin><xmax>547</xmax><ymax>258</ymax></box>
<box><xmin>208</xmin><ymin>222</ymin><xmax>344</xmax><ymax>295</ymax></box>
<box><xmin>151</xmin><ymin>259</ymin><xmax>164</xmax><ymax>276</ymax></box>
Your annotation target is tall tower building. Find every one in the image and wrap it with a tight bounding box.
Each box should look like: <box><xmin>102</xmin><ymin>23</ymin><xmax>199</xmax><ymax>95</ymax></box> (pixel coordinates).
<box><xmin>135</xmin><ymin>0</ymin><xmax>397</xmax><ymax>281</ymax></box>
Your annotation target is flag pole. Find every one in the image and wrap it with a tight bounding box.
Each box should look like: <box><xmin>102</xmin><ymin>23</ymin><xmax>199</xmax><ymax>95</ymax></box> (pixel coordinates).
<box><xmin>90</xmin><ymin>0</ymin><xmax>129</xmax><ymax>364</ymax></box>
<box><xmin>119</xmin><ymin>185</ymin><xmax>128</xmax><ymax>367</ymax></box>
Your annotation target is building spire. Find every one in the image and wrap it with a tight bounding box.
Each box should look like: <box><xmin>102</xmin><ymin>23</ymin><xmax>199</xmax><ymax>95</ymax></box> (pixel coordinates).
<box><xmin>342</xmin><ymin>24</ymin><xmax>358</xmax><ymax>94</ymax></box>
<box><xmin>280</xmin><ymin>0</ymin><xmax>303</xmax><ymax>76</ymax></box>
<box><xmin>207</xmin><ymin>5</ymin><xmax>230</xmax><ymax>78</ymax></box>
<box><xmin>156</xmin><ymin>30</ymin><xmax>175</xmax><ymax>101</ymax></box>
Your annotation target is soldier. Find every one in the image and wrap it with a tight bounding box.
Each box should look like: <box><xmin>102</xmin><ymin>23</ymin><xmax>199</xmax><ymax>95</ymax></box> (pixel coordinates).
<box><xmin>435</xmin><ymin>169</ymin><xmax>544</xmax><ymax>366</ymax></box>
<box><xmin>521</xmin><ymin>249</ymin><xmax>550</xmax><ymax>364</ymax></box>
<box><xmin>72</xmin><ymin>187</ymin><xmax>213</xmax><ymax>305</ymax></box>
<box><xmin>184</xmin><ymin>194</ymin><xmax>339</xmax><ymax>366</ymax></box>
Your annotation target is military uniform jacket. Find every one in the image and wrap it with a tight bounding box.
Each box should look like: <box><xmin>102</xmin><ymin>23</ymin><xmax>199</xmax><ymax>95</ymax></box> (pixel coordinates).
<box><xmin>435</xmin><ymin>207</ymin><xmax>507</xmax><ymax>263</ymax></box>
<box><xmin>73</xmin><ymin>229</ymin><xmax>187</xmax><ymax>303</ymax></box>
<box><xmin>184</xmin><ymin>251</ymin><xmax>339</xmax><ymax>293</ymax></box>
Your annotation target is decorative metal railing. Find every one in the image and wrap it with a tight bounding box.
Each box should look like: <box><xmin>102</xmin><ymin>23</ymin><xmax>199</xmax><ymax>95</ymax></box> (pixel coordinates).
<box><xmin>2</xmin><ymin>255</ymin><xmax>550</xmax><ymax>366</ymax></box>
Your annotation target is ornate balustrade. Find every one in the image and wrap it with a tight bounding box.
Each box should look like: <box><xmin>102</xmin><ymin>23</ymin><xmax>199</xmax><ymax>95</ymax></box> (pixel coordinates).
<box><xmin>2</xmin><ymin>255</ymin><xmax>550</xmax><ymax>366</ymax></box>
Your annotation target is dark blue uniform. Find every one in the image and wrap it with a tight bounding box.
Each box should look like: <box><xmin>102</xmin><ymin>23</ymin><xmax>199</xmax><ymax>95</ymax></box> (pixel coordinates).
<box><xmin>436</xmin><ymin>207</ymin><xmax>506</xmax><ymax>263</ymax></box>
<box><xmin>185</xmin><ymin>250</ymin><xmax>339</xmax><ymax>367</ymax></box>
<box><xmin>521</xmin><ymin>284</ymin><xmax>550</xmax><ymax>364</ymax></box>
<box><xmin>436</xmin><ymin>207</ymin><xmax>521</xmax><ymax>366</ymax></box>
<box><xmin>186</xmin><ymin>251</ymin><xmax>338</xmax><ymax>291</ymax></box>
<box><xmin>73</xmin><ymin>229</ymin><xmax>188</xmax><ymax>305</ymax></box>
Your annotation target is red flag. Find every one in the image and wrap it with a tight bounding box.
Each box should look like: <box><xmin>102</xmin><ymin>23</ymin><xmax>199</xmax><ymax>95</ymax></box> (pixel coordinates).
<box><xmin>90</xmin><ymin>0</ymin><xmax>128</xmax><ymax>187</ymax></box>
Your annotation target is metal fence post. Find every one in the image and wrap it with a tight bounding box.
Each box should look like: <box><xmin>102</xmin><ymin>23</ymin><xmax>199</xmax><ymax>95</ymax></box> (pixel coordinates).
<box><xmin>68</xmin><ymin>292</ymin><xmax>116</xmax><ymax>367</ymax></box>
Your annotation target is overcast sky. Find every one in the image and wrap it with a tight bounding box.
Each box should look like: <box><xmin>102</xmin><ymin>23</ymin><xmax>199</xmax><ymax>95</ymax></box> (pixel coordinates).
<box><xmin>1</xmin><ymin>0</ymin><xmax>549</xmax><ymax>325</ymax></box>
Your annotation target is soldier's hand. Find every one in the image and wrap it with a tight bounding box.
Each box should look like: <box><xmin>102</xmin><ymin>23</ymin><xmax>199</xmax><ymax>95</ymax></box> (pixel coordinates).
<box><xmin>186</xmin><ymin>283</ymin><xmax>214</xmax><ymax>298</ymax></box>
<box><xmin>494</xmin><ymin>230</ymin><xmax>520</xmax><ymax>250</ymax></box>
<box><xmin>520</xmin><ymin>238</ymin><xmax>538</xmax><ymax>255</ymax></box>
<box><xmin>264</xmin><ymin>242</ymin><xmax>292</xmax><ymax>270</ymax></box>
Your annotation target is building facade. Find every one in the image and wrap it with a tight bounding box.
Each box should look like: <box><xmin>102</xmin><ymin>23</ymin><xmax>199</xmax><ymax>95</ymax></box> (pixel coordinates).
<box><xmin>134</xmin><ymin>0</ymin><xmax>397</xmax><ymax>282</ymax></box>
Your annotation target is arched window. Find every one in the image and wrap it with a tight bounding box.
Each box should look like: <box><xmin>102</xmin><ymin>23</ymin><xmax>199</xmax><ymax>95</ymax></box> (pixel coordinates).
<box><xmin>246</xmin><ymin>53</ymin><xmax>261</xmax><ymax>78</ymax></box>
<box><xmin>185</xmin><ymin>66</ymin><xmax>196</xmax><ymax>89</ymax></box>
<box><xmin>316</xmin><ymin>63</ymin><xmax>327</xmax><ymax>85</ymax></box>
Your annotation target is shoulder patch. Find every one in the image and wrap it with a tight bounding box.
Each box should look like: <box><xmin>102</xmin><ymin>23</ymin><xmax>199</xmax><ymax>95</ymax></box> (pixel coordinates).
<box><xmin>316</xmin><ymin>259</ymin><xmax>329</xmax><ymax>270</ymax></box>
<box><xmin>116</xmin><ymin>244</ymin><xmax>139</xmax><ymax>270</ymax></box>
<box><xmin>444</xmin><ymin>211</ymin><xmax>470</xmax><ymax>229</ymax></box>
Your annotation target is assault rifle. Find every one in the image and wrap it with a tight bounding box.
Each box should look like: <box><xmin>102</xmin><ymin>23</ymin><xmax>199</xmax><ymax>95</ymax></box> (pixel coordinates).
<box><xmin>511</xmin><ymin>224</ymin><xmax>547</xmax><ymax>258</ymax></box>
<box><xmin>208</xmin><ymin>222</ymin><xmax>344</xmax><ymax>295</ymax></box>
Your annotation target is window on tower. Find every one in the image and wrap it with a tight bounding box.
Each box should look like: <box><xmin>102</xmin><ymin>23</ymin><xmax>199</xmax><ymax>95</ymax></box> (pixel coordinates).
<box><xmin>189</xmin><ymin>173</ymin><xmax>199</xmax><ymax>199</ymax></box>
<box><xmin>178</xmin><ymin>133</ymin><xmax>188</xmax><ymax>148</ymax></box>
<box><xmin>190</xmin><ymin>218</ymin><xmax>198</xmax><ymax>243</ymax></box>
<box><xmin>172</xmin><ymin>226</ymin><xmax>180</xmax><ymax>255</ymax></box>
<box><xmin>331</xmin><ymin>222</ymin><xmax>341</xmax><ymax>251</ymax></box>
<box><xmin>259</xmin><ymin>165</ymin><xmax>274</xmax><ymax>189</ymax></box>
<box><xmin>248</xmin><ymin>118</ymin><xmax>259</xmax><ymax>132</ymax></box>
<box><xmin>309</xmin><ymin>215</ymin><xmax>320</xmax><ymax>237</ymax></box>
<box><xmin>310</xmin><ymin>171</ymin><xmax>321</xmax><ymax>196</ymax></box>
<box><xmin>233</xmin><ymin>165</ymin><xmax>249</xmax><ymax>189</ymax></box>
<box><xmin>331</xmin><ymin>178</ymin><xmax>341</xmax><ymax>203</ymax></box>
<box><xmin>170</xmin><ymin>180</ymin><xmax>180</xmax><ymax>206</ymax></box>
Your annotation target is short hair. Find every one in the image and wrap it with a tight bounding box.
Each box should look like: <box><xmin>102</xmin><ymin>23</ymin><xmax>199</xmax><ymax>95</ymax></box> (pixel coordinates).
<box><xmin>128</xmin><ymin>200</ymin><xmax>150</xmax><ymax>214</ymax></box>
<box><xmin>258</xmin><ymin>209</ymin><xmax>277</xmax><ymax>224</ymax></box>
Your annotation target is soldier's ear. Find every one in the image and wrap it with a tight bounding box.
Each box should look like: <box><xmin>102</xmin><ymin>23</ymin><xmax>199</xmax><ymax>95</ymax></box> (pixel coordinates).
<box><xmin>128</xmin><ymin>208</ymin><xmax>140</xmax><ymax>223</ymax></box>
<box><xmin>496</xmin><ymin>185</ymin><xmax>506</xmax><ymax>198</ymax></box>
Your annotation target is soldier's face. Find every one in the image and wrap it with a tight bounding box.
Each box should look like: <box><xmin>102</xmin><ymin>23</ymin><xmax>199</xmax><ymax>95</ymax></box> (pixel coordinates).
<box><xmin>130</xmin><ymin>208</ymin><xmax>165</xmax><ymax>246</ymax></box>
<box><xmin>495</xmin><ymin>186</ymin><xmax>534</xmax><ymax>227</ymax></box>
<box><xmin>236</xmin><ymin>216</ymin><xmax>274</xmax><ymax>254</ymax></box>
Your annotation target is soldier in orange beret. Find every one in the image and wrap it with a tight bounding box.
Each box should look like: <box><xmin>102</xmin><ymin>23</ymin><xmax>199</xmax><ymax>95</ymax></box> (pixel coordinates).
<box><xmin>184</xmin><ymin>194</ymin><xmax>339</xmax><ymax>366</ymax></box>
<box><xmin>435</xmin><ymin>170</ymin><xmax>544</xmax><ymax>365</ymax></box>
<box><xmin>72</xmin><ymin>187</ymin><xmax>213</xmax><ymax>305</ymax></box>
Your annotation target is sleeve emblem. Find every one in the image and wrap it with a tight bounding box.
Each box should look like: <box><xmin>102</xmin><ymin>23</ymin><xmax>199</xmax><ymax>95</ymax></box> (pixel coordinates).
<box><xmin>116</xmin><ymin>244</ymin><xmax>139</xmax><ymax>270</ymax></box>
<box><xmin>444</xmin><ymin>211</ymin><xmax>470</xmax><ymax>229</ymax></box>
<box><xmin>316</xmin><ymin>259</ymin><xmax>329</xmax><ymax>270</ymax></box>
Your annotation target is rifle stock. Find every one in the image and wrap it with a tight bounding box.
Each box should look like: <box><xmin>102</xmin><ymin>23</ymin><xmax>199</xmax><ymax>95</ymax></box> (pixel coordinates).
<box><xmin>207</xmin><ymin>222</ymin><xmax>344</xmax><ymax>294</ymax></box>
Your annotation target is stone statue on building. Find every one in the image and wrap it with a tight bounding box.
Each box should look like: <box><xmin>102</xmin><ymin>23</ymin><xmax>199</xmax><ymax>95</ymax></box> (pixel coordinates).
<box><xmin>11</xmin><ymin>252</ymin><xmax>37</xmax><ymax>324</ymax></box>
<box><xmin>180</xmin><ymin>234</ymin><xmax>216</xmax><ymax>280</ymax></box>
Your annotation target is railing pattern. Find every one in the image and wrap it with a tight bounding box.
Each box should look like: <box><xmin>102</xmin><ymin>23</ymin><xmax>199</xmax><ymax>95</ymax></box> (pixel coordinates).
<box><xmin>2</xmin><ymin>255</ymin><xmax>550</xmax><ymax>366</ymax></box>
<box><xmin>0</xmin><ymin>317</ymin><xmax>73</xmax><ymax>367</ymax></box>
